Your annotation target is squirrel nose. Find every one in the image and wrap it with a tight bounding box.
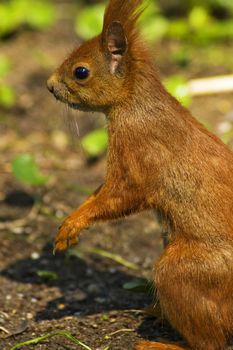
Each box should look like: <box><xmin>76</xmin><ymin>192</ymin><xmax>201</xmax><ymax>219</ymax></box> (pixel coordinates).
<box><xmin>47</xmin><ymin>75</ymin><xmax>57</xmax><ymax>93</ymax></box>
<box><xmin>47</xmin><ymin>78</ymin><xmax>54</xmax><ymax>93</ymax></box>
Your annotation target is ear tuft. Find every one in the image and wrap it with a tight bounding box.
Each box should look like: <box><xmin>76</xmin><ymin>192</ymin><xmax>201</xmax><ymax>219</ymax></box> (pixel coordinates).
<box><xmin>106</xmin><ymin>21</ymin><xmax>127</xmax><ymax>74</ymax></box>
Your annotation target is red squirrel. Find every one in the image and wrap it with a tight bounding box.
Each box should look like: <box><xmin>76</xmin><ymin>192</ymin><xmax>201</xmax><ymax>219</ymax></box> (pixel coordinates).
<box><xmin>47</xmin><ymin>0</ymin><xmax>233</xmax><ymax>349</ymax></box>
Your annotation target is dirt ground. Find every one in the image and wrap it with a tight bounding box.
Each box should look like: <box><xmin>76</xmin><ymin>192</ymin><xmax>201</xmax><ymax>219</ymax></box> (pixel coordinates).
<box><xmin>0</xmin><ymin>3</ymin><xmax>233</xmax><ymax>350</ymax></box>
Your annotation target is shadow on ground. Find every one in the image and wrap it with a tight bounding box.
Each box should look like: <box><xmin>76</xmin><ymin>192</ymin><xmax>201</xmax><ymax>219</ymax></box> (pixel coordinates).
<box><xmin>1</xmin><ymin>242</ymin><xmax>184</xmax><ymax>346</ymax></box>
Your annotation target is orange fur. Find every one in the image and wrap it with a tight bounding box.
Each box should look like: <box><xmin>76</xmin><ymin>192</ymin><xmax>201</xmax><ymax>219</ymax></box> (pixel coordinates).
<box><xmin>47</xmin><ymin>0</ymin><xmax>233</xmax><ymax>349</ymax></box>
<box><xmin>102</xmin><ymin>0</ymin><xmax>144</xmax><ymax>46</ymax></box>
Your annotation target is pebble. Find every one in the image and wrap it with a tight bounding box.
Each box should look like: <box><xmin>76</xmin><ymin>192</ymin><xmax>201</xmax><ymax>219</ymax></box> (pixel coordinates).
<box><xmin>87</xmin><ymin>283</ymin><xmax>100</xmax><ymax>295</ymax></box>
<box><xmin>31</xmin><ymin>252</ymin><xmax>40</xmax><ymax>260</ymax></box>
<box><xmin>12</xmin><ymin>227</ymin><xmax>24</xmax><ymax>235</ymax></box>
<box><xmin>26</xmin><ymin>313</ymin><xmax>33</xmax><ymax>320</ymax></box>
<box><xmin>55</xmin><ymin>210</ymin><xmax>64</xmax><ymax>219</ymax></box>
<box><xmin>24</xmin><ymin>227</ymin><xmax>32</xmax><ymax>234</ymax></box>
<box><xmin>17</xmin><ymin>293</ymin><xmax>24</xmax><ymax>299</ymax></box>
<box><xmin>41</xmin><ymin>258</ymin><xmax>49</xmax><ymax>265</ymax></box>
<box><xmin>227</xmin><ymin>111</ymin><xmax>233</xmax><ymax>121</ymax></box>
<box><xmin>109</xmin><ymin>267</ymin><xmax>117</xmax><ymax>274</ymax></box>
<box><xmin>64</xmin><ymin>316</ymin><xmax>73</xmax><ymax>321</ymax></box>
<box><xmin>43</xmin><ymin>194</ymin><xmax>51</xmax><ymax>204</ymax></box>
<box><xmin>142</xmin><ymin>256</ymin><xmax>152</xmax><ymax>269</ymax></box>
<box><xmin>51</xmin><ymin>130</ymin><xmax>69</xmax><ymax>151</ymax></box>
<box><xmin>73</xmin><ymin>311</ymin><xmax>82</xmax><ymax>317</ymax></box>
<box><xmin>86</xmin><ymin>268</ymin><xmax>93</xmax><ymax>276</ymax></box>
<box><xmin>0</xmin><ymin>317</ymin><xmax>5</xmax><ymax>324</ymax></box>
<box><xmin>216</xmin><ymin>121</ymin><xmax>232</xmax><ymax>134</ymax></box>
<box><xmin>95</xmin><ymin>297</ymin><xmax>107</xmax><ymax>304</ymax></box>
<box><xmin>72</xmin><ymin>290</ymin><xmax>87</xmax><ymax>302</ymax></box>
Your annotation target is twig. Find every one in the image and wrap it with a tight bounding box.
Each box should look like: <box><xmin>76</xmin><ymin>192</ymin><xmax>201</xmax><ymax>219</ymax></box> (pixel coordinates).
<box><xmin>0</xmin><ymin>311</ymin><xmax>9</xmax><ymax>319</ymax></box>
<box><xmin>0</xmin><ymin>326</ymin><xmax>10</xmax><ymax>334</ymax></box>
<box><xmin>108</xmin><ymin>328</ymin><xmax>134</xmax><ymax>336</ymax></box>
<box><xmin>188</xmin><ymin>75</ymin><xmax>233</xmax><ymax>96</ymax></box>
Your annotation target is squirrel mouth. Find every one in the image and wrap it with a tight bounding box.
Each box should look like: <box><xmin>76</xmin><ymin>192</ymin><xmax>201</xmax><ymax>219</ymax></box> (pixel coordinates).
<box><xmin>67</xmin><ymin>101</ymin><xmax>93</xmax><ymax>112</ymax></box>
<box><xmin>53</xmin><ymin>90</ymin><xmax>67</xmax><ymax>104</ymax></box>
<box><xmin>47</xmin><ymin>77</ymin><xmax>88</xmax><ymax>111</ymax></box>
<box><xmin>51</xmin><ymin>89</ymin><xmax>85</xmax><ymax>111</ymax></box>
<box><xmin>47</xmin><ymin>79</ymin><xmax>95</xmax><ymax>112</ymax></box>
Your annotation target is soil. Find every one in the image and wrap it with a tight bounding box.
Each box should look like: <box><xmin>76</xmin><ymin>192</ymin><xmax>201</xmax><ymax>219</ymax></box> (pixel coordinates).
<box><xmin>0</xmin><ymin>2</ymin><xmax>233</xmax><ymax>350</ymax></box>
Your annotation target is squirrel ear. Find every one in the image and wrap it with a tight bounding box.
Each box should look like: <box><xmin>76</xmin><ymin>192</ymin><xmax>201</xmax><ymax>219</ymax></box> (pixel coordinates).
<box><xmin>106</xmin><ymin>21</ymin><xmax>127</xmax><ymax>74</ymax></box>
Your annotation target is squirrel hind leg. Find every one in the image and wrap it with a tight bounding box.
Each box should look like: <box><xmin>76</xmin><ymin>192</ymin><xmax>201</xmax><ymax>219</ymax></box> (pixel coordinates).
<box><xmin>134</xmin><ymin>341</ymin><xmax>189</xmax><ymax>350</ymax></box>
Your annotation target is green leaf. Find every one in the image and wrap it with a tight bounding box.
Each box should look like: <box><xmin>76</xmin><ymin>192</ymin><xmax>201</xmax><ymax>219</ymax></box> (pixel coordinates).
<box><xmin>195</xmin><ymin>20</ymin><xmax>233</xmax><ymax>43</ymax></box>
<box><xmin>36</xmin><ymin>270</ymin><xmax>58</xmax><ymax>281</ymax></box>
<box><xmin>0</xmin><ymin>3</ymin><xmax>18</xmax><ymax>37</ymax></box>
<box><xmin>12</xmin><ymin>154</ymin><xmax>49</xmax><ymax>186</ymax></box>
<box><xmin>165</xmin><ymin>75</ymin><xmax>191</xmax><ymax>107</ymax></box>
<box><xmin>0</xmin><ymin>0</ymin><xmax>55</xmax><ymax>37</ymax></box>
<box><xmin>167</xmin><ymin>20</ymin><xmax>189</xmax><ymax>40</ymax></box>
<box><xmin>101</xmin><ymin>314</ymin><xmax>109</xmax><ymax>321</ymax></box>
<box><xmin>141</xmin><ymin>16</ymin><xmax>169</xmax><ymax>42</ymax></box>
<box><xmin>75</xmin><ymin>4</ymin><xmax>105</xmax><ymax>39</ymax></box>
<box><xmin>0</xmin><ymin>56</ymin><xmax>11</xmax><ymax>77</ymax></box>
<box><xmin>24</xmin><ymin>0</ymin><xmax>56</xmax><ymax>30</ymax></box>
<box><xmin>0</xmin><ymin>85</ymin><xmax>15</xmax><ymax>108</ymax></box>
<box><xmin>214</xmin><ymin>0</ymin><xmax>233</xmax><ymax>13</ymax></box>
<box><xmin>123</xmin><ymin>278</ymin><xmax>153</xmax><ymax>294</ymax></box>
<box><xmin>81</xmin><ymin>128</ymin><xmax>108</xmax><ymax>157</ymax></box>
<box><xmin>189</xmin><ymin>6</ymin><xmax>210</xmax><ymax>30</ymax></box>
<box><xmin>140</xmin><ymin>2</ymin><xmax>168</xmax><ymax>42</ymax></box>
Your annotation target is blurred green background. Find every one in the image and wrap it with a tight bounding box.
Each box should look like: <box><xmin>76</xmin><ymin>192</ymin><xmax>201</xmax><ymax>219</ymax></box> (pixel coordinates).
<box><xmin>0</xmin><ymin>0</ymin><xmax>233</xmax><ymax>196</ymax></box>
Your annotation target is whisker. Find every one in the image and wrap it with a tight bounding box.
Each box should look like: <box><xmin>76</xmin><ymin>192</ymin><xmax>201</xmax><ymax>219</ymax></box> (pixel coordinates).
<box><xmin>74</xmin><ymin>115</ymin><xmax>80</xmax><ymax>137</ymax></box>
<box><xmin>60</xmin><ymin>103</ymin><xmax>83</xmax><ymax>151</ymax></box>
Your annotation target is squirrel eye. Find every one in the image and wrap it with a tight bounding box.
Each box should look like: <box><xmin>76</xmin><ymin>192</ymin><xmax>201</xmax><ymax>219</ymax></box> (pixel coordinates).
<box><xmin>74</xmin><ymin>66</ymin><xmax>90</xmax><ymax>80</ymax></box>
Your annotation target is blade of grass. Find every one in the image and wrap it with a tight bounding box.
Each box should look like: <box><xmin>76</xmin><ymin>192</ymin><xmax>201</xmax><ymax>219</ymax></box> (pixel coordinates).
<box><xmin>72</xmin><ymin>247</ymin><xmax>139</xmax><ymax>270</ymax></box>
<box><xmin>10</xmin><ymin>330</ymin><xmax>92</xmax><ymax>350</ymax></box>
<box><xmin>108</xmin><ymin>328</ymin><xmax>134</xmax><ymax>336</ymax></box>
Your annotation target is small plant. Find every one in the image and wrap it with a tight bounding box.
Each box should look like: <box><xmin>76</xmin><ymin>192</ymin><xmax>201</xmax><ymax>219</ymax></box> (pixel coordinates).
<box><xmin>164</xmin><ymin>75</ymin><xmax>191</xmax><ymax>107</ymax></box>
<box><xmin>36</xmin><ymin>270</ymin><xmax>58</xmax><ymax>281</ymax></box>
<box><xmin>12</xmin><ymin>153</ymin><xmax>49</xmax><ymax>186</ymax></box>
<box><xmin>123</xmin><ymin>278</ymin><xmax>153</xmax><ymax>294</ymax></box>
<box><xmin>81</xmin><ymin>128</ymin><xmax>108</xmax><ymax>158</ymax></box>
<box><xmin>0</xmin><ymin>55</ymin><xmax>15</xmax><ymax>108</ymax></box>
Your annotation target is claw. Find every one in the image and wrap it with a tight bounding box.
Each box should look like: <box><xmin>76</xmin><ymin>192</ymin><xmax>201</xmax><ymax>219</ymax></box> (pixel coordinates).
<box><xmin>54</xmin><ymin>219</ymin><xmax>81</xmax><ymax>252</ymax></box>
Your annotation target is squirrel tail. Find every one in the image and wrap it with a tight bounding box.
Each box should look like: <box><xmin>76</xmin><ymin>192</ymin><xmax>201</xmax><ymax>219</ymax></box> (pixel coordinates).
<box><xmin>135</xmin><ymin>341</ymin><xmax>189</xmax><ymax>350</ymax></box>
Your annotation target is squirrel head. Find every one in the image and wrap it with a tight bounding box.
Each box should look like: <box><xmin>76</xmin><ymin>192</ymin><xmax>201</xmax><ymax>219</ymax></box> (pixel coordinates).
<box><xmin>47</xmin><ymin>0</ymin><xmax>149</xmax><ymax>113</ymax></box>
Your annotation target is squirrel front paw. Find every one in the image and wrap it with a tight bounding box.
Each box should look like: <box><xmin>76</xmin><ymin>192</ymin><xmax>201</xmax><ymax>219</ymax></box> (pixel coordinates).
<box><xmin>54</xmin><ymin>216</ymin><xmax>83</xmax><ymax>252</ymax></box>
